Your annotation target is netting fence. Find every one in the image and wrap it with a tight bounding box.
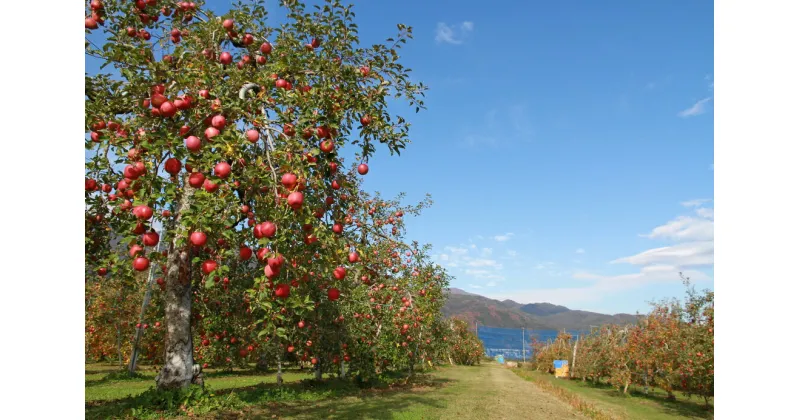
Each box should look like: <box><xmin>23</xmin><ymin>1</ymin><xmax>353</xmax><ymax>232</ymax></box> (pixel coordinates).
<box><xmin>476</xmin><ymin>325</ymin><xmax>588</xmax><ymax>361</ymax></box>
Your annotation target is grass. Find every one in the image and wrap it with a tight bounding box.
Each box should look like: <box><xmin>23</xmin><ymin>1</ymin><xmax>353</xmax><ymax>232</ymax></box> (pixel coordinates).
<box><xmin>85</xmin><ymin>363</ymin><xmax>584</xmax><ymax>419</ymax></box>
<box><xmin>85</xmin><ymin>362</ymin><xmax>314</xmax><ymax>402</ymax></box>
<box><xmin>513</xmin><ymin>369</ymin><xmax>714</xmax><ymax>420</ymax></box>
<box><xmin>85</xmin><ymin>362</ymin><xmax>452</xmax><ymax>419</ymax></box>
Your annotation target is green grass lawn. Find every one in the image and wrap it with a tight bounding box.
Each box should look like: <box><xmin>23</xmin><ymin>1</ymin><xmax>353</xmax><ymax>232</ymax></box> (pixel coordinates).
<box><xmin>512</xmin><ymin>369</ymin><xmax>713</xmax><ymax>420</ymax></box>
<box><xmin>85</xmin><ymin>362</ymin><xmax>315</xmax><ymax>402</ymax></box>
<box><xmin>85</xmin><ymin>363</ymin><xmax>583</xmax><ymax>419</ymax></box>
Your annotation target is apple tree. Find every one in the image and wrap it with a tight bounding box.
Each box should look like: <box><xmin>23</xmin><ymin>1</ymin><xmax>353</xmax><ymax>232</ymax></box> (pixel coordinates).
<box><xmin>85</xmin><ymin>0</ymin><xmax>427</xmax><ymax>389</ymax></box>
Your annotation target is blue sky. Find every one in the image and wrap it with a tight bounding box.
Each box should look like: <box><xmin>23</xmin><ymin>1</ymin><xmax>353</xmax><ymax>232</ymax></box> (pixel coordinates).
<box><xmin>346</xmin><ymin>0</ymin><xmax>714</xmax><ymax>315</ymax></box>
<box><xmin>87</xmin><ymin>0</ymin><xmax>714</xmax><ymax>315</ymax></box>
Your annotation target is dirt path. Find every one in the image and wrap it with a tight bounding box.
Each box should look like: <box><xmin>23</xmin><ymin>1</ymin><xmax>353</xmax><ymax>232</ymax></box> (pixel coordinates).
<box><xmin>250</xmin><ymin>363</ymin><xmax>585</xmax><ymax>419</ymax></box>
<box><xmin>428</xmin><ymin>363</ymin><xmax>585</xmax><ymax>420</ymax></box>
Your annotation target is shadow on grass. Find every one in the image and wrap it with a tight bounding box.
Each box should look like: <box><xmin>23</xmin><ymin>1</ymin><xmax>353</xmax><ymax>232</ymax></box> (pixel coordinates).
<box><xmin>562</xmin><ymin>378</ymin><xmax>713</xmax><ymax>419</ymax></box>
<box><xmin>86</xmin><ymin>373</ymin><xmax>452</xmax><ymax>420</ymax></box>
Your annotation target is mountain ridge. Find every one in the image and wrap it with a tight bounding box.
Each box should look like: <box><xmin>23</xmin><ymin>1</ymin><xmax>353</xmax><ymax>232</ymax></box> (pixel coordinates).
<box><xmin>443</xmin><ymin>288</ymin><xmax>641</xmax><ymax>331</ymax></box>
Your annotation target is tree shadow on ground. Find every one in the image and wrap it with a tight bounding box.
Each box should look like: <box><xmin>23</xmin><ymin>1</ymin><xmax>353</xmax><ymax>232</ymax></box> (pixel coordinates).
<box><xmin>580</xmin><ymin>381</ymin><xmax>713</xmax><ymax>419</ymax></box>
<box><xmin>85</xmin><ymin>373</ymin><xmax>452</xmax><ymax>420</ymax></box>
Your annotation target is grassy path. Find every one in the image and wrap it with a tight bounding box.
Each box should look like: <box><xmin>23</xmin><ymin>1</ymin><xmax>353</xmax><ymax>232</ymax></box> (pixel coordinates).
<box><xmin>513</xmin><ymin>369</ymin><xmax>714</xmax><ymax>420</ymax></box>
<box><xmin>86</xmin><ymin>363</ymin><xmax>584</xmax><ymax>419</ymax></box>
<box><xmin>236</xmin><ymin>363</ymin><xmax>584</xmax><ymax>419</ymax></box>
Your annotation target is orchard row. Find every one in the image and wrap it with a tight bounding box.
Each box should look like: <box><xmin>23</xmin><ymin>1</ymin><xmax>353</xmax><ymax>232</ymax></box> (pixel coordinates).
<box><xmin>530</xmin><ymin>282</ymin><xmax>713</xmax><ymax>405</ymax></box>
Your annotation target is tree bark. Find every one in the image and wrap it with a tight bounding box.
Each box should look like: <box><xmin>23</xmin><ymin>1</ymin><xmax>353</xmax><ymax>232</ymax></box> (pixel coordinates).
<box><xmin>277</xmin><ymin>354</ymin><xmax>284</xmax><ymax>386</ymax></box>
<box><xmin>156</xmin><ymin>184</ymin><xmax>198</xmax><ymax>390</ymax></box>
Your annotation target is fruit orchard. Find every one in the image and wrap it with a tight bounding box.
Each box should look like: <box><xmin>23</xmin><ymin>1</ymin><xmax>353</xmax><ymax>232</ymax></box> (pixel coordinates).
<box><xmin>85</xmin><ymin>0</ymin><xmax>481</xmax><ymax>393</ymax></box>
<box><xmin>530</xmin><ymin>279</ymin><xmax>714</xmax><ymax>406</ymax></box>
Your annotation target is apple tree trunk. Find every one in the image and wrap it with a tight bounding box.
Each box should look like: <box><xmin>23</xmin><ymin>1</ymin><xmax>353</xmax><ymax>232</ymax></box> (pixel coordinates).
<box><xmin>156</xmin><ymin>185</ymin><xmax>199</xmax><ymax>390</ymax></box>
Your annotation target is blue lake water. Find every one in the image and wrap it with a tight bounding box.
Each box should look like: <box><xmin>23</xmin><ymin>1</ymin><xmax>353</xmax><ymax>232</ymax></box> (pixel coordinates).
<box><xmin>476</xmin><ymin>326</ymin><xmax>587</xmax><ymax>361</ymax></box>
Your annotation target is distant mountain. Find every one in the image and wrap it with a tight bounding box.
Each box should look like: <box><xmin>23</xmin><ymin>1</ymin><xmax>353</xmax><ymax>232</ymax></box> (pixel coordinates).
<box><xmin>443</xmin><ymin>289</ymin><xmax>640</xmax><ymax>331</ymax></box>
<box><xmin>446</xmin><ymin>287</ymin><xmax>479</xmax><ymax>296</ymax></box>
<box><xmin>519</xmin><ymin>303</ymin><xmax>570</xmax><ymax>317</ymax></box>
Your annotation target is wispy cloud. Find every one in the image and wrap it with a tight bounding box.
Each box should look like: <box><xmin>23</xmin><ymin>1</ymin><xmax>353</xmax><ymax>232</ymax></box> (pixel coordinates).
<box><xmin>493</xmin><ymin>233</ymin><xmax>514</xmax><ymax>242</ymax></box>
<box><xmin>681</xmin><ymin>198</ymin><xmax>712</xmax><ymax>208</ymax></box>
<box><xmin>507</xmin><ymin>250</ymin><xmax>518</xmax><ymax>258</ymax></box>
<box><xmin>435</xmin><ymin>21</ymin><xmax>474</xmax><ymax>45</ymax></box>
<box><xmin>464</xmin><ymin>104</ymin><xmax>534</xmax><ymax>147</ymax></box>
<box><xmin>489</xmin><ymin>201</ymin><xmax>714</xmax><ymax>308</ymax></box>
<box><xmin>678</xmin><ymin>97</ymin><xmax>713</xmax><ymax>117</ymax></box>
<box><xmin>575</xmin><ymin>248</ymin><xmax>585</xmax><ymax>254</ymax></box>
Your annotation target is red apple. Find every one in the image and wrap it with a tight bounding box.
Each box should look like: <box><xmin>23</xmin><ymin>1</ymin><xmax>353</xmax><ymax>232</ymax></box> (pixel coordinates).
<box><xmin>320</xmin><ymin>139</ymin><xmax>334</xmax><ymax>153</ymax></box>
<box><xmin>159</xmin><ymin>101</ymin><xmax>177</xmax><ymax>117</ymax></box>
<box><xmin>190</xmin><ymin>231</ymin><xmax>207</xmax><ymax>246</ymax></box>
<box><xmin>239</xmin><ymin>246</ymin><xmax>252</xmax><ymax>260</ymax></box>
<box><xmin>143</xmin><ymin>231</ymin><xmax>159</xmax><ymax>247</ymax></box>
<box><xmin>357</xmin><ymin>163</ymin><xmax>369</xmax><ymax>175</ymax></box>
<box><xmin>214</xmin><ymin>161</ymin><xmax>231</xmax><ymax>178</ymax></box>
<box><xmin>188</xmin><ymin>172</ymin><xmax>205</xmax><ymax>188</ymax></box>
<box><xmin>204</xmin><ymin>126</ymin><xmax>219</xmax><ymax>140</ymax></box>
<box><xmin>287</xmin><ymin>192</ymin><xmax>304</xmax><ymax>210</ymax></box>
<box><xmin>281</xmin><ymin>173</ymin><xmax>297</xmax><ymax>189</ymax></box>
<box><xmin>333</xmin><ymin>266</ymin><xmax>346</xmax><ymax>280</ymax></box>
<box><xmin>185</xmin><ymin>135</ymin><xmax>202</xmax><ymax>152</ymax></box>
<box><xmin>274</xmin><ymin>283</ymin><xmax>290</xmax><ymax>299</ymax></box>
<box><xmin>203</xmin><ymin>179</ymin><xmax>219</xmax><ymax>193</ymax></box>
<box><xmin>164</xmin><ymin>158</ymin><xmax>181</xmax><ymax>175</ymax></box>
<box><xmin>349</xmin><ymin>252</ymin><xmax>359</xmax><ymax>263</ymax></box>
<box><xmin>245</xmin><ymin>129</ymin><xmax>259</xmax><ymax>142</ymax></box>
<box><xmin>201</xmin><ymin>259</ymin><xmax>218</xmax><ymax>274</ymax></box>
<box><xmin>260</xmin><ymin>42</ymin><xmax>272</xmax><ymax>54</ymax></box>
<box><xmin>220</xmin><ymin>51</ymin><xmax>233</xmax><ymax>65</ymax></box>
<box><xmin>211</xmin><ymin>114</ymin><xmax>226</xmax><ymax>129</ymax></box>
<box><xmin>327</xmin><ymin>288</ymin><xmax>340</xmax><ymax>301</ymax></box>
<box><xmin>260</xmin><ymin>221</ymin><xmax>277</xmax><ymax>238</ymax></box>
<box><xmin>332</xmin><ymin>223</ymin><xmax>343</xmax><ymax>234</ymax></box>
<box><xmin>133</xmin><ymin>205</ymin><xmax>153</xmax><ymax>220</ymax></box>
<box><xmin>133</xmin><ymin>257</ymin><xmax>150</xmax><ymax>271</ymax></box>
<box><xmin>222</xmin><ymin>18</ymin><xmax>234</xmax><ymax>29</ymax></box>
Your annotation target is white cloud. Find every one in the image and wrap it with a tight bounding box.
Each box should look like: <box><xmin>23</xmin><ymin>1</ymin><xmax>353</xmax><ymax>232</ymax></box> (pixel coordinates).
<box><xmin>508</xmin><ymin>201</ymin><xmax>716</xmax><ymax>307</ymax></box>
<box><xmin>696</xmin><ymin>208</ymin><xmax>714</xmax><ymax>219</ymax></box>
<box><xmin>468</xmin><ymin>284</ymin><xmax>483</xmax><ymax>289</ymax></box>
<box><xmin>678</xmin><ymin>97</ymin><xmax>713</xmax><ymax>117</ymax></box>
<box><xmin>438</xmin><ymin>254</ymin><xmax>449</xmax><ymax>261</ymax></box>
<box><xmin>481</xmin><ymin>247</ymin><xmax>493</xmax><ymax>256</ymax></box>
<box><xmin>487</xmin><ymin>267</ymin><xmax>710</xmax><ymax>307</ymax></box>
<box><xmin>507</xmin><ymin>250</ymin><xmax>518</xmax><ymax>258</ymax></box>
<box><xmin>464</xmin><ymin>104</ymin><xmax>534</xmax><ymax>147</ymax></box>
<box><xmin>575</xmin><ymin>248</ymin><xmax>585</xmax><ymax>254</ymax></box>
<box><xmin>465</xmin><ymin>269</ymin><xmax>504</xmax><ymax>281</ymax></box>
<box><xmin>612</xmin><ymin>241</ymin><xmax>714</xmax><ymax>268</ymax></box>
<box><xmin>486</xmin><ymin>281</ymin><xmax>497</xmax><ymax>287</ymax></box>
<box><xmin>494</xmin><ymin>233</ymin><xmax>514</xmax><ymax>242</ymax></box>
<box><xmin>466</xmin><ymin>259</ymin><xmax>502</xmax><ymax>269</ymax></box>
<box><xmin>643</xmin><ymin>214</ymin><xmax>713</xmax><ymax>242</ymax></box>
<box><xmin>435</xmin><ymin>21</ymin><xmax>474</xmax><ymax>45</ymax></box>
<box><xmin>681</xmin><ymin>198</ymin><xmax>712</xmax><ymax>208</ymax></box>
<box><xmin>444</xmin><ymin>246</ymin><xmax>468</xmax><ymax>255</ymax></box>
